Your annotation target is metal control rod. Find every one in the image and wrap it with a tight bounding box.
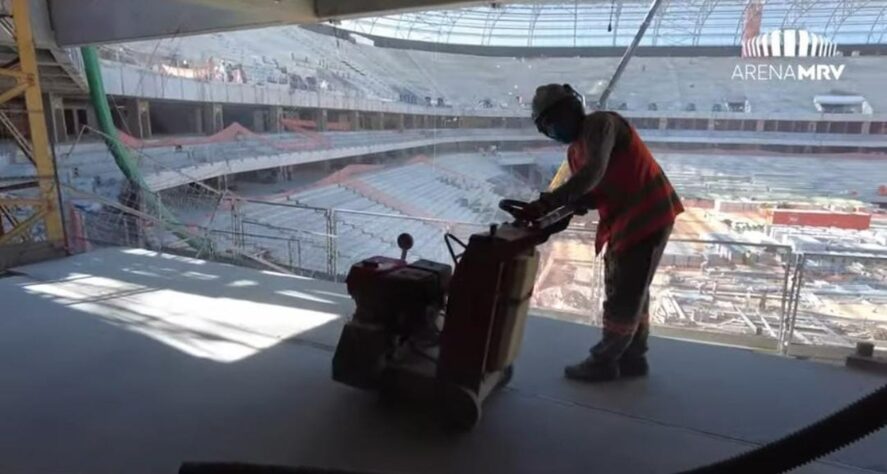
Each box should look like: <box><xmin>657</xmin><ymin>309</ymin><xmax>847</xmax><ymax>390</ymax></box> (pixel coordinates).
<box><xmin>548</xmin><ymin>0</ymin><xmax>664</xmax><ymax>191</ymax></box>
<box><xmin>597</xmin><ymin>0</ymin><xmax>666</xmax><ymax>109</ymax></box>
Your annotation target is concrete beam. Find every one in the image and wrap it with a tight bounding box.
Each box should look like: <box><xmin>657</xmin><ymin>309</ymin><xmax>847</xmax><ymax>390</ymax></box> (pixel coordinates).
<box><xmin>46</xmin><ymin>0</ymin><xmax>485</xmax><ymax>46</ymax></box>
<box><xmin>48</xmin><ymin>0</ymin><xmax>315</xmax><ymax>46</ymax></box>
<box><xmin>316</xmin><ymin>0</ymin><xmax>483</xmax><ymax>19</ymax></box>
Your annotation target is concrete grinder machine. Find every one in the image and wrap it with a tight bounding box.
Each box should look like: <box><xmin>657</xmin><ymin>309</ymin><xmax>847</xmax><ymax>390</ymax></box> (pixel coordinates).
<box><xmin>332</xmin><ymin>199</ymin><xmax>575</xmax><ymax>429</ymax></box>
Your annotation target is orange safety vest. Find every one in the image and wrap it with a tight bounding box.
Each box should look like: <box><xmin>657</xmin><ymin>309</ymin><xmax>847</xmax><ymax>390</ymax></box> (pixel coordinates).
<box><xmin>567</xmin><ymin>123</ymin><xmax>683</xmax><ymax>255</ymax></box>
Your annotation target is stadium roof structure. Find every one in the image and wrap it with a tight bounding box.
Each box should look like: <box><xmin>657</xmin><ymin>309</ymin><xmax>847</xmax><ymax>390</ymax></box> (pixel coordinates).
<box><xmin>339</xmin><ymin>0</ymin><xmax>887</xmax><ymax>47</ymax></box>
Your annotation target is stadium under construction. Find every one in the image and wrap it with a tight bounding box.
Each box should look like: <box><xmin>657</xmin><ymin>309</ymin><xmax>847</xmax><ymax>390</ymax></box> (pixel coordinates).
<box><xmin>0</xmin><ymin>1</ymin><xmax>885</xmax><ymax>473</ymax></box>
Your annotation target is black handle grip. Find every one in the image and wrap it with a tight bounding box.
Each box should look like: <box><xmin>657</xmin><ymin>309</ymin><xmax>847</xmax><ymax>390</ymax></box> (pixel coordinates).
<box><xmin>498</xmin><ymin>199</ymin><xmax>528</xmax><ymax>216</ymax></box>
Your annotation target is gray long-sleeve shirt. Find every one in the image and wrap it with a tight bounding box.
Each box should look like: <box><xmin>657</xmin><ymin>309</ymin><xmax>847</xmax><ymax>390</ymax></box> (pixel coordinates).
<box><xmin>549</xmin><ymin>111</ymin><xmax>632</xmax><ymax>207</ymax></box>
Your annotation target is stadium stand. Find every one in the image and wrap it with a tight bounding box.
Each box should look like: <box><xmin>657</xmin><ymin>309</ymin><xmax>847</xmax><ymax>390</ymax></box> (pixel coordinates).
<box><xmin>192</xmin><ymin>153</ymin><xmax>540</xmax><ymax>276</ymax></box>
<box><xmin>110</xmin><ymin>26</ymin><xmax>886</xmax><ymax>114</ymax></box>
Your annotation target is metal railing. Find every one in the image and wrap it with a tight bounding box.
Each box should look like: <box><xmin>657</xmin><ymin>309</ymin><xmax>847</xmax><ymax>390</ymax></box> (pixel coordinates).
<box><xmin>782</xmin><ymin>251</ymin><xmax>887</xmax><ymax>355</ymax></box>
<box><xmin>60</xmin><ymin>183</ymin><xmax>886</xmax><ymax>359</ymax></box>
<box><xmin>205</xmin><ymin>198</ymin><xmax>886</xmax><ymax>357</ymax></box>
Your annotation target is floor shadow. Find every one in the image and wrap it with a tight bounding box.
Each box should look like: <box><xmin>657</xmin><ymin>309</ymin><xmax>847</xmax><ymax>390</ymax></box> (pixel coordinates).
<box><xmin>2</xmin><ymin>251</ymin><xmax>885</xmax><ymax>474</ymax></box>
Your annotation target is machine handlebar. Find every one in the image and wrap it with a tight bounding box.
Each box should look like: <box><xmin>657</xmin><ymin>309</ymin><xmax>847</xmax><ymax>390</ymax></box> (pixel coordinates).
<box><xmin>497</xmin><ymin>199</ymin><xmax>575</xmax><ymax>234</ymax></box>
<box><xmin>498</xmin><ymin>199</ymin><xmax>529</xmax><ymax>217</ymax></box>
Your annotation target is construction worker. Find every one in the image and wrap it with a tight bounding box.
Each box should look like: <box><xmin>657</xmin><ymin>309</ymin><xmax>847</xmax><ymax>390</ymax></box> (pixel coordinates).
<box><xmin>524</xmin><ymin>83</ymin><xmax>684</xmax><ymax>382</ymax></box>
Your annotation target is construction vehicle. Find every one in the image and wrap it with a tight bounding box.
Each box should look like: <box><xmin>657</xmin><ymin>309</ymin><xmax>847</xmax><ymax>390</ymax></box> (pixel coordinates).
<box><xmin>332</xmin><ymin>199</ymin><xmax>574</xmax><ymax>428</ymax></box>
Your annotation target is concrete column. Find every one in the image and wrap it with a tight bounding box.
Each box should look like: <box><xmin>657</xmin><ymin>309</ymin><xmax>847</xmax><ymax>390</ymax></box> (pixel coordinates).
<box><xmin>756</xmin><ymin>119</ymin><xmax>765</xmax><ymax>132</ymax></box>
<box><xmin>270</xmin><ymin>106</ymin><xmax>283</xmax><ymax>133</ymax></box>
<box><xmin>707</xmin><ymin>119</ymin><xmax>715</xmax><ymax>131</ymax></box>
<box><xmin>124</xmin><ymin>98</ymin><xmax>151</xmax><ymax>139</ymax></box>
<box><xmin>397</xmin><ymin>113</ymin><xmax>405</xmax><ymax>131</ymax></box>
<box><xmin>350</xmin><ymin>110</ymin><xmax>360</xmax><ymax>131</ymax></box>
<box><xmin>499</xmin><ymin>117</ymin><xmax>508</xmax><ymax>128</ymax></box>
<box><xmin>252</xmin><ymin>110</ymin><xmax>265</xmax><ymax>133</ymax></box>
<box><xmin>194</xmin><ymin>106</ymin><xmax>204</xmax><ymax>135</ymax></box>
<box><xmin>70</xmin><ymin>108</ymin><xmax>82</xmax><ymax>137</ymax></box>
<box><xmin>202</xmin><ymin>103</ymin><xmax>223</xmax><ymax>134</ymax></box>
<box><xmin>658</xmin><ymin>118</ymin><xmax>667</xmax><ymax>130</ymax></box>
<box><xmin>861</xmin><ymin>121</ymin><xmax>871</xmax><ymax>135</ymax></box>
<box><xmin>85</xmin><ymin>105</ymin><xmax>98</xmax><ymax>134</ymax></box>
<box><xmin>42</xmin><ymin>93</ymin><xmax>67</xmax><ymax>143</ymax></box>
<box><xmin>317</xmin><ymin>109</ymin><xmax>328</xmax><ymax>132</ymax></box>
<box><xmin>376</xmin><ymin>112</ymin><xmax>384</xmax><ymax>130</ymax></box>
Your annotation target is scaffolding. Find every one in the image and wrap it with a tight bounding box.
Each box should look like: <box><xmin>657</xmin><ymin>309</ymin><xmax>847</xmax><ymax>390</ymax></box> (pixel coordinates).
<box><xmin>0</xmin><ymin>0</ymin><xmax>65</xmax><ymax>267</ymax></box>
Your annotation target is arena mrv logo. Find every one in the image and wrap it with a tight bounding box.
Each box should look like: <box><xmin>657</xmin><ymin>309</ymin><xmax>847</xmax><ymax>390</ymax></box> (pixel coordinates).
<box><xmin>732</xmin><ymin>29</ymin><xmax>845</xmax><ymax>81</ymax></box>
<box><xmin>732</xmin><ymin>63</ymin><xmax>846</xmax><ymax>81</ymax></box>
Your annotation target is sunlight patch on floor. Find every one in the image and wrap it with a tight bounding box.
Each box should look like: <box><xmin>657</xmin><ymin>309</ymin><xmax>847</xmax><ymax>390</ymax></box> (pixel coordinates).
<box><xmin>23</xmin><ymin>274</ymin><xmax>339</xmax><ymax>363</ymax></box>
<box><xmin>278</xmin><ymin>289</ymin><xmax>335</xmax><ymax>305</ymax></box>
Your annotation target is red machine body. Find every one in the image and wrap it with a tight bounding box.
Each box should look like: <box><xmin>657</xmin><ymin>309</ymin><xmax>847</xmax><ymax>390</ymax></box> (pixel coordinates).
<box><xmin>332</xmin><ymin>201</ymin><xmax>574</xmax><ymax>428</ymax></box>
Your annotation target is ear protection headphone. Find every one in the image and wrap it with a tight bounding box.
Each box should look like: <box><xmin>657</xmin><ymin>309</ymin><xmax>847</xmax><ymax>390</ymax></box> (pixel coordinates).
<box><xmin>563</xmin><ymin>84</ymin><xmax>586</xmax><ymax>109</ymax></box>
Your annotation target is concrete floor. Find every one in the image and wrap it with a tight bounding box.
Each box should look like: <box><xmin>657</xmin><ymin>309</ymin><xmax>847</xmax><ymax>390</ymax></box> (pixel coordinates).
<box><xmin>1</xmin><ymin>248</ymin><xmax>884</xmax><ymax>474</ymax></box>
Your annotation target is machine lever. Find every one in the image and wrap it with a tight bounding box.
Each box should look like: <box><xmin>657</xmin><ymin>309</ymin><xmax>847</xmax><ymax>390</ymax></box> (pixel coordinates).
<box><xmin>397</xmin><ymin>233</ymin><xmax>414</xmax><ymax>261</ymax></box>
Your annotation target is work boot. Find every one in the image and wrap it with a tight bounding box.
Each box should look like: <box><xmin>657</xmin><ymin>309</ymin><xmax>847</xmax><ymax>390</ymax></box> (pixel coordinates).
<box><xmin>618</xmin><ymin>356</ymin><xmax>649</xmax><ymax>377</ymax></box>
<box><xmin>564</xmin><ymin>357</ymin><xmax>619</xmax><ymax>382</ymax></box>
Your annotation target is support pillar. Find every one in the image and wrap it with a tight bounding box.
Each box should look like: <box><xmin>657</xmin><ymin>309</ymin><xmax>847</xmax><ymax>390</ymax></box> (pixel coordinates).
<box><xmin>0</xmin><ymin>0</ymin><xmax>64</xmax><ymax>251</ymax></box>
<box><xmin>269</xmin><ymin>106</ymin><xmax>283</xmax><ymax>133</ymax></box>
<box><xmin>124</xmin><ymin>98</ymin><xmax>151</xmax><ymax>138</ymax></box>
<box><xmin>202</xmin><ymin>103</ymin><xmax>223</xmax><ymax>134</ymax></box>
<box><xmin>397</xmin><ymin>113</ymin><xmax>405</xmax><ymax>131</ymax></box>
<box><xmin>756</xmin><ymin>119</ymin><xmax>765</xmax><ymax>132</ymax></box>
<box><xmin>860</xmin><ymin>121</ymin><xmax>871</xmax><ymax>135</ymax></box>
<box><xmin>317</xmin><ymin>109</ymin><xmax>328</xmax><ymax>132</ymax></box>
<box><xmin>193</xmin><ymin>106</ymin><xmax>204</xmax><ymax>134</ymax></box>
<box><xmin>252</xmin><ymin>110</ymin><xmax>265</xmax><ymax>133</ymax></box>
<box><xmin>376</xmin><ymin>112</ymin><xmax>384</xmax><ymax>130</ymax></box>
<box><xmin>350</xmin><ymin>110</ymin><xmax>360</xmax><ymax>131</ymax></box>
<box><xmin>42</xmin><ymin>93</ymin><xmax>67</xmax><ymax>143</ymax></box>
<box><xmin>85</xmin><ymin>105</ymin><xmax>98</xmax><ymax>134</ymax></box>
<box><xmin>658</xmin><ymin>118</ymin><xmax>667</xmax><ymax>130</ymax></box>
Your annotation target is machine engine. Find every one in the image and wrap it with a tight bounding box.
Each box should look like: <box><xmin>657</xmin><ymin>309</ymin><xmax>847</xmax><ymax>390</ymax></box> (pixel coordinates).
<box><xmin>332</xmin><ymin>236</ymin><xmax>452</xmax><ymax>389</ymax></box>
<box><xmin>332</xmin><ymin>200</ymin><xmax>574</xmax><ymax>428</ymax></box>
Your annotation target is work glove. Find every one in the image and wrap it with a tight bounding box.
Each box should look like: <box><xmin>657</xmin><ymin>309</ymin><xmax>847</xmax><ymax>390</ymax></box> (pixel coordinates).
<box><xmin>572</xmin><ymin>194</ymin><xmax>598</xmax><ymax>216</ymax></box>
<box><xmin>522</xmin><ymin>192</ymin><xmax>560</xmax><ymax>220</ymax></box>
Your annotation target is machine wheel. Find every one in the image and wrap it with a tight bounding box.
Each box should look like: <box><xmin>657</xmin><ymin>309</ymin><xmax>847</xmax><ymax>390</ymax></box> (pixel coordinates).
<box><xmin>441</xmin><ymin>385</ymin><xmax>482</xmax><ymax>431</ymax></box>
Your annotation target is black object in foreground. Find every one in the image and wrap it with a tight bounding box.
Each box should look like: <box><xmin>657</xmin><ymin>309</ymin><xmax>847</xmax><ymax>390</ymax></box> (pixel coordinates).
<box><xmin>678</xmin><ymin>383</ymin><xmax>887</xmax><ymax>474</ymax></box>
<box><xmin>180</xmin><ymin>463</ymin><xmax>379</xmax><ymax>474</ymax></box>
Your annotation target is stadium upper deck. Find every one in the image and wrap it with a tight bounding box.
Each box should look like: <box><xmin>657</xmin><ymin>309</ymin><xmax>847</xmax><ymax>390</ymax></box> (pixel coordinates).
<box><xmin>108</xmin><ymin>24</ymin><xmax>887</xmax><ymax>116</ymax></box>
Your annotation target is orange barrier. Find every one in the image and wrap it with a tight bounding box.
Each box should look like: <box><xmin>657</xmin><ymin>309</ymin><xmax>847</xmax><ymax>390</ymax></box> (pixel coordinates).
<box><xmin>766</xmin><ymin>209</ymin><xmax>872</xmax><ymax>230</ymax></box>
<box><xmin>119</xmin><ymin>121</ymin><xmax>331</xmax><ymax>152</ymax></box>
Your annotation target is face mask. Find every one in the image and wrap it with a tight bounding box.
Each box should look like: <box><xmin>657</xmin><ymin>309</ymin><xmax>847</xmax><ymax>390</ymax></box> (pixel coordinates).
<box><xmin>554</xmin><ymin>122</ymin><xmax>581</xmax><ymax>144</ymax></box>
<box><xmin>541</xmin><ymin>118</ymin><xmax>580</xmax><ymax>144</ymax></box>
